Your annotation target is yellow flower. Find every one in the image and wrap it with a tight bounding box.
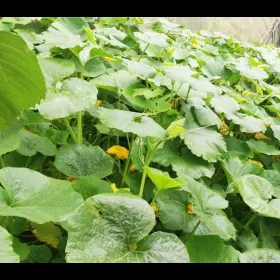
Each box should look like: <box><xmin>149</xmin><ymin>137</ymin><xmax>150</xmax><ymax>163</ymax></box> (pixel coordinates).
<box><xmin>247</xmin><ymin>159</ymin><xmax>263</xmax><ymax>168</ymax></box>
<box><xmin>104</xmin><ymin>56</ymin><xmax>116</xmax><ymax>62</ymax></box>
<box><xmin>107</xmin><ymin>145</ymin><xmax>129</xmax><ymax>160</ymax></box>
<box><xmin>96</xmin><ymin>100</ymin><xmax>102</xmax><ymax>105</ymax></box>
<box><xmin>265</xmin><ymin>123</ymin><xmax>271</xmax><ymax>127</ymax></box>
<box><xmin>219</xmin><ymin>121</ymin><xmax>228</xmax><ymax>135</ymax></box>
<box><xmin>130</xmin><ymin>164</ymin><xmax>136</xmax><ymax>172</ymax></box>
<box><xmin>67</xmin><ymin>177</ymin><xmax>76</xmax><ymax>183</ymax></box>
<box><xmin>151</xmin><ymin>202</ymin><xmax>158</xmax><ymax>217</ymax></box>
<box><xmin>187</xmin><ymin>204</ymin><xmax>194</xmax><ymax>214</ymax></box>
<box><xmin>255</xmin><ymin>132</ymin><xmax>271</xmax><ymax>141</ymax></box>
<box><xmin>110</xmin><ymin>183</ymin><xmax>119</xmax><ymax>193</ymax></box>
<box><xmin>190</xmin><ymin>39</ymin><xmax>199</xmax><ymax>47</ymax></box>
<box><xmin>123</xmin><ymin>188</ymin><xmax>131</xmax><ymax>192</ymax></box>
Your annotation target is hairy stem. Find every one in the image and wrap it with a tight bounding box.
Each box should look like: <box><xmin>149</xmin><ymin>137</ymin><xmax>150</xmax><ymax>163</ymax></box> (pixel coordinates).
<box><xmin>137</xmin><ymin>43</ymin><xmax>150</xmax><ymax>62</ymax></box>
<box><xmin>185</xmin><ymin>220</ymin><xmax>201</xmax><ymax>244</ymax></box>
<box><xmin>63</xmin><ymin>118</ymin><xmax>78</xmax><ymax>143</ymax></box>
<box><xmin>77</xmin><ymin>111</ymin><xmax>83</xmax><ymax>144</ymax></box>
<box><xmin>244</xmin><ymin>212</ymin><xmax>258</xmax><ymax>230</ymax></box>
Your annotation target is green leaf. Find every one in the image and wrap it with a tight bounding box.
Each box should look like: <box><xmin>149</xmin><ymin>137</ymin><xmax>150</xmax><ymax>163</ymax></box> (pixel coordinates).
<box><xmin>271</xmin><ymin>124</ymin><xmax>280</xmax><ymax>140</ymax></box>
<box><xmin>166</xmin><ymin>119</ymin><xmax>186</xmax><ymax>138</ymax></box>
<box><xmin>83</xmin><ymin>58</ymin><xmax>106</xmax><ymax>78</ymax></box>
<box><xmin>90</xmin><ymin>70</ymin><xmax>137</xmax><ymax>92</ymax></box>
<box><xmin>222</xmin><ymin>156</ymin><xmax>264</xmax><ymax>185</ymax></box>
<box><xmin>181</xmin><ymin>126</ymin><xmax>227</xmax><ymax>163</ymax></box>
<box><xmin>38</xmin><ymin>18</ymin><xmax>85</xmax><ymax>49</ymax></box>
<box><xmin>224</xmin><ymin>136</ymin><xmax>253</xmax><ymax>158</ymax></box>
<box><xmin>247</xmin><ymin>139</ymin><xmax>280</xmax><ymax>156</ymax></box>
<box><xmin>0</xmin><ymin>167</ymin><xmax>83</xmax><ymax>223</ymax></box>
<box><xmin>0</xmin><ymin>226</ymin><xmax>19</xmax><ymax>263</ymax></box>
<box><xmin>161</xmin><ymin>65</ymin><xmax>195</xmax><ymax>84</ymax></box>
<box><xmin>122</xmin><ymin>83</ymin><xmax>157</xmax><ymax>111</ymax></box>
<box><xmin>0</xmin><ymin>123</ymin><xmax>21</xmax><ymax>155</ymax></box>
<box><xmin>12</xmin><ymin>237</ymin><xmax>30</xmax><ymax>261</ymax></box>
<box><xmin>210</xmin><ymin>95</ymin><xmax>240</xmax><ymax>119</ymax></box>
<box><xmin>264</xmin><ymin>170</ymin><xmax>280</xmax><ymax>198</ymax></box>
<box><xmin>23</xmin><ymin>245</ymin><xmax>52</xmax><ymax>263</ymax></box>
<box><xmin>65</xmin><ymin>193</ymin><xmax>189</xmax><ymax>263</ymax></box>
<box><xmin>54</xmin><ymin>144</ymin><xmax>114</xmax><ymax>178</ymax></box>
<box><xmin>37</xmin><ymin>78</ymin><xmax>98</xmax><ymax>120</ymax></box>
<box><xmin>17</xmin><ymin>130</ymin><xmax>57</xmax><ymax>157</ymax></box>
<box><xmin>72</xmin><ymin>176</ymin><xmax>113</xmax><ymax>200</ymax></box>
<box><xmin>235</xmin><ymin>174</ymin><xmax>280</xmax><ymax>219</ymax></box>
<box><xmin>187</xmin><ymin>235</ymin><xmax>240</xmax><ymax>263</ymax></box>
<box><xmin>232</xmin><ymin>115</ymin><xmax>266</xmax><ymax>133</ymax></box>
<box><xmin>38</xmin><ymin>58</ymin><xmax>75</xmax><ymax>88</ymax></box>
<box><xmin>144</xmin><ymin>167</ymin><xmax>184</xmax><ymax>191</ymax></box>
<box><xmin>134</xmin><ymin>31</ymin><xmax>169</xmax><ymax>47</ymax></box>
<box><xmin>98</xmin><ymin>108</ymin><xmax>166</xmax><ymax>139</ymax></box>
<box><xmin>0</xmin><ymin>31</ymin><xmax>46</xmax><ymax>130</ymax></box>
<box><xmin>43</xmin><ymin>128</ymin><xmax>69</xmax><ymax>145</ymax></box>
<box><xmin>180</xmin><ymin>104</ymin><xmax>227</xmax><ymax>162</ymax></box>
<box><xmin>123</xmin><ymin>59</ymin><xmax>156</xmax><ymax>79</ymax></box>
<box><xmin>182</xmin><ymin>176</ymin><xmax>228</xmax><ymax>211</ymax></box>
<box><xmin>153</xmin><ymin>141</ymin><xmax>215</xmax><ymax>179</ymax></box>
<box><xmin>156</xmin><ymin>189</ymin><xmax>190</xmax><ymax>231</ymax></box>
<box><xmin>30</xmin><ymin>222</ymin><xmax>62</xmax><ymax>248</ymax></box>
<box><xmin>259</xmin><ymin>218</ymin><xmax>278</xmax><ymax>249</ymax></box>
<box><xmin>233</xmin><ymin>58</ymin><xmax>268</xmax><ymax>80</ymax></box>
<box><xmin>96</xmin><ymin>27</ymin><xmax>127</xmax><ymax>41</ymax></box>
<box><xmin>193</xmin><ymin>105</ymin><xmax>222</xmax><ymax>128</ymax></box>
<box><xmin>239</xmin><ymin>248</ymin><xmax>280</xmax><ymax>263</ymax></box>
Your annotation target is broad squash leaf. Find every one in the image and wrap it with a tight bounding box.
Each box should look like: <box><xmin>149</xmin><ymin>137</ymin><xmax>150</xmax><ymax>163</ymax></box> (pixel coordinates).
<box><xmin>54</xmin><ymin>144</ymin><xmax>114</xmax><ymax>178</ymax></box>
<box><xmin>0</xmin><ymin>226</ymin><xmax>19</xmax><ymax>263</ymax></box>
<box><xmin>239</xmin><ymin>248</ymin><xmax>280</xmax><ymax>263</ymax></box>
<box><xmin>65</xmin><ymin>193</ymin><xmax>189</xmax><ymax>263</ymax></box>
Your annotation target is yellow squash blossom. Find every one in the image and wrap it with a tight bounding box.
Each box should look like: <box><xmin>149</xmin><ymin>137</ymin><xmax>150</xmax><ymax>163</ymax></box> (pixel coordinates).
<box><xmin>190</xmin><ymin>39</ymin><xmax>199</xmax><ymax>47</ymax></box>
<box><xmin>130</xmin><ymin>164</ymin><xmax>136</xmax><ymax>172</ymax></box>
<box><xmin>110</xmin><ymin>183</ymin><xmax>119</xmax><ymax>193</ymax></box>
<box><xmin>107</xmin><ymin>145</ymin><xmax>129</xmax><ymax>160</ymax></box>
<box><xmin>151</xmin><ymin>202</ymin><xmax>158</xmax><ymax>217</ymax></box>
<box><xmin>247</xmin><ymin>159</ymin><xmax>263</xmax><ymax>168</ymax></box>
<box><xmin>104</xmin><ymin>56</ymin><xmax>117</xmax><ymax>62</ymax></box>
<box><xmin>96</xmin><ymin>100</ymin><xmax>102</xmax><ymax>105</ymax></box>
<box><xmin>187</xmin><ymin>204</ymin><xmax>195</xmax><ymax>214</ymax></box>
<box><xmin>255</xmin><ymin>132</ymin><xmax>271</xmax><ymax>141</ymax></box>
<box><xmin>219</xmin><ymin>121</ymin><xmax>228</xmax><ymax>135</ymax></box>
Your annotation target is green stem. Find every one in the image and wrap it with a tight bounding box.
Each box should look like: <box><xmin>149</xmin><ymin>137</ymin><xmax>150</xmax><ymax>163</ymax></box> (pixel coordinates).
<box><xmin>244</xmin><ymin>212</ymin><xmax>258</xmax><ymax>230</ymax></box>
<box><xmin>150</xmin><ymin>190</ymin><xmax>161</xmax><ymax>206</ymax></box>
<box><xmin>77</xmin><ymin>111</ymin><xmax>83</xmax><ymax>144</ymax></box>
<box><xmin>137</xmin><ymin>43</ymin><xmax>150</xmax><ymax>62</ymax></box>
<box><xmin>63</xmin><ymin>118</ymin><xmax>78</xmax><ymax>143</ymax></box>
<box><xmin>185</xmin><ymin>220</ymin><xmax>201</xmax><ymax>244</ymax></box>
<box><xmin>0</xmin><ymin>156</ymin><xmax>4</xmax><ymax>169</ymax></box>
<box><xmin>138</xmin><ymin>141</ymin><xmax>163</xmax><ymax>198</ymax></box>
<box><xmin>121</xmin><ymin>135</ymin><xmax>135</xmax><ymax>187</ymax></box>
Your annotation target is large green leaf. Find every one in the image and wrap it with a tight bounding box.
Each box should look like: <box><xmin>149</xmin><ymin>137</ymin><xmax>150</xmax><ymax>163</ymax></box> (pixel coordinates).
<box><xmin>54</xmin><ymin>144</ymin><xmax>114</xmax><ymax>178</ymax></box>
<box><xmin>181</xmin><ymin>126</ymin><xmax>227</xmax><ymax>163</ymax></box>
<box><xmin>232</xmin><ymin>115</ymin><xmax>266</xmax><ymax>133</ymax></box>
<box><xmin>37</xmin><ymin>78</ymin><xmax>98</xmax><ymax>120</ymax></box>
<box><xmin>97</xmin><ymin>108</ymin><xmax>166</xmax><ymax>139</ymax></box>
<box><xmin>0</xmin><ymin>226</ymin><xmax>19</xmax><ymax>263</ymax></box>
<box><xmin>0</xmin><ymin>167</ymin><xmax>83</xmax><ymax>223</ymax></box>
<box><xmin>264</xmin><ymin>170</ymin><xmax>280</xmax><ymax>198</ymax></box>
<box><xmin>153</xmin><ymin>142</ymin><xmax>215</xmax><ymax>179</ymax></box>
<box><xmin>235</xmin><ymin>174</ymin><xmax>280</xmax><ymax>219</ymax></box>
<box><xmin>38</xmin><ymin>18</ymin><xmax>86</xmax><ymax>49</ymax></box>
<box><xmin>239</xmin><ymin>248</ymin><xmax>280</xmax><ymax>263</ymax></box>
<box><xmin>72</xmin><ymin>176</ymin><xmax>113</xmax><ymax>200</ymax></box>
<box><xmin>187</xmin><ymin>235</ymin><xmax>240</xmax><ymax>263</ymax></box>
<box><xmin>134</xmin><ymin>31</ymin><xmax>169</xmax><ymax>47</ymax></box>
<box><xmin>38</xmin><ymin>58</ymin><xmax>75</xmax><ymax>88</ymax></box>
<box><xmin>210</xmin><ymin>95</ymin><xmax>240</xmax><ymax>119</ymax></box>
<box><xmin>91</xmin><ymin>70</ymin><xmax>137</xmax><ymax>92</ymax></box>
<box><xmin>156</xmin><ymin>189</ymin><xmax>190</xmax><ymax>231</ymax></box>
<box><xmin>0</xmin><ymin>123</ymin><xmax>21</xmax><ymax>156</ymax></box>
<box><xmin>161</xmin><ymin>65</ymin><xmax>195</xmax><ymax>84</ymax></box>
<box><xmin>123</xmin><ymin>59</ymin><xmax>156</xmax><ymax>79</ymax></box>
<box><xmin>144</xmin><ymin>167</ymin><xmax>184</xmax><ymax>191</ymax></box>
<box><xmin>17</xmin><ymin>130</ymin><xmax>57</xmax><ymax>157</ymax></box>
<box><xmin>193</xmin><ymin>105</ymin><xmax>222</xmax><ymax>128</ymax></box>
<box><xmin>0</xmin><ymin>31</ymin><xmax>46</xmax><ymax>130</ymax></box>
<box><xmin>222</xmin><ymin>156</ymin><xmax>264</xmax><ymax>185</ymax></box>
<box><xmin>247</xmin><ymin>139</ymin><xmax>280</xmax><ymax>156</ymax></box>
<box><xmin>65</xmin><ymin>194</ymin><xmax>189</xmax><ymax>263</ymax></box>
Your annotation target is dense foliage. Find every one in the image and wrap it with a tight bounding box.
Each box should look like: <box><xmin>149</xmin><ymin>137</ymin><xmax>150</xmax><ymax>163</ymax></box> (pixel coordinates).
<box><xmin>1</xmin><ymin>17</ymin><xmax>280</xmax><ymax>263</ymax></box>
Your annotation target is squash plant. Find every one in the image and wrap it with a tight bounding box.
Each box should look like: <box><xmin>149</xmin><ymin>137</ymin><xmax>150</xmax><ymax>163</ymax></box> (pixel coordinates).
<box><xmin>1</xmin><ymin>17</ymin><xmax>280</xmax><ymax>263</ymax></box>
